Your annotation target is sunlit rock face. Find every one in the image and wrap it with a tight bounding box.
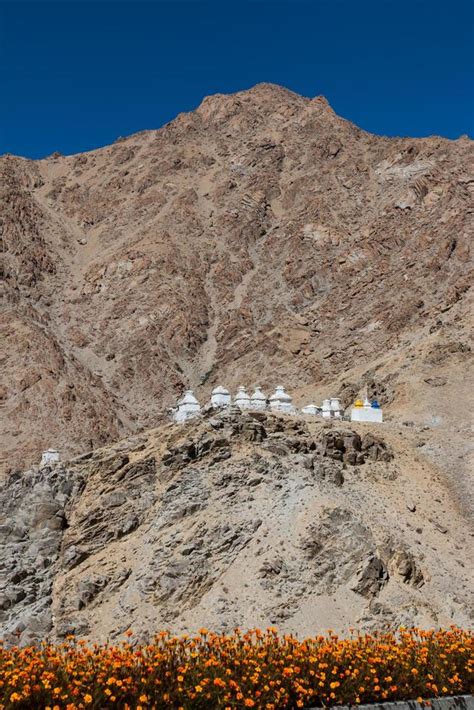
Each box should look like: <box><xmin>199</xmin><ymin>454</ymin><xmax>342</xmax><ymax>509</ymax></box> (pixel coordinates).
<box><xmin>1</xmin><ymin>408</ymin><xmax>472</xmax><ymax>646</ymax></box>
<box><xmin>1</xmin><ymin>83</ymin><xmax>471</xmax><ymax>482</ymax></box>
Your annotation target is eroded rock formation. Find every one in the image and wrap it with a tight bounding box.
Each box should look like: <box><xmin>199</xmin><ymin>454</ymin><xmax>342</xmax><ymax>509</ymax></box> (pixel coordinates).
<box><xmin>1</xmin><ymin>410</ymin><xmax>472</xmax><ymax>645</ymax></box>
<box><xmin>0</xmin><ymin>84</ymin><xmax>472</xmax><ymax>508</ymax></box>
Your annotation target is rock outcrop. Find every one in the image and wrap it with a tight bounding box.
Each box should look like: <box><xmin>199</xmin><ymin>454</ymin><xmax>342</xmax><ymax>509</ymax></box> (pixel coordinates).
<box><xmin>1</xmin><ymin>83</ymin><xmax>472</xmax><ymax>645</ymax></box>
<box><xmin>1</xmin><ymin>410</ymin><xmax>472</xmax><ymax>645</ymax></box>
<box><xmin>0</xmin><ymin>85</ymin><xmax>472</xmax><ymax>526</ymax></box>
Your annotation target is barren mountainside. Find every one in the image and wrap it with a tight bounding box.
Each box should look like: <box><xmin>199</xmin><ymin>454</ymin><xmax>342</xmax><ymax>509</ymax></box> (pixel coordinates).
<box><xmin>0</xmin><ymin>83</ymin><xmax>473</xmax><ymax>642</ymax></box>
<box><xmin>1</xmin><ymin>83</ymin><xmax>472</xmax><ymax>480</ymax></box>
<box><xmin>1</xmin><ymin>407</ymin><xmax>473</xmax><ymax>645</ymax></box>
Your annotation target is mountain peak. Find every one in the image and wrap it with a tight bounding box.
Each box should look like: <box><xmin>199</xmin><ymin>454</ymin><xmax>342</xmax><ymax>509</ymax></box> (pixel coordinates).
<box><xmin>194</xmin><ymin>82</ymin><xmax>310</xmax><ymax>124</ymax></box>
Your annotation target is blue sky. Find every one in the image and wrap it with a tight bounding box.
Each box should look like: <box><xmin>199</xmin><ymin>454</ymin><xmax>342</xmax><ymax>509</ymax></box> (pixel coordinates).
<box><xmin>1</xmin><ymin>0</ymin><xmax>473</xmax><ymax>158</ymax></box>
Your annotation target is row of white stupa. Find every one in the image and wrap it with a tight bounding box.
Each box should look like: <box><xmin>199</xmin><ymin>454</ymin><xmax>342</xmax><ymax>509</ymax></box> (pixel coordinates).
<box><xmin>39</xmin><ymin>390</ymin><xmax>382</xmax><ymax>468</ymax></box>
<box><xmin>172</xmin><ymin>386</ymin><xmax>383</xmax><ymax>423</ymax></box>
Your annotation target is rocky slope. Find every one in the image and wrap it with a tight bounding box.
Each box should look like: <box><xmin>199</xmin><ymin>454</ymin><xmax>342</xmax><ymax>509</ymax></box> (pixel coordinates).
<box><xmin>1</xmin><ymin>84</ymin><xmax>472</xmax><ymax>495</ymax></box>
<box><xmin>1</xmin><ymin>83</ymin><xmax>473</xmax><ymax>644</ymax></box>
<box><xmin>1</xmin><ymin>408</ymin><xmax>472</xmax><ymax>646</ymax></box>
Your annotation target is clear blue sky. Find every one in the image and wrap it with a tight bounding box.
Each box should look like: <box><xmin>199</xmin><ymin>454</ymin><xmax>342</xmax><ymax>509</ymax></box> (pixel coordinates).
<box><xmin>1</xmin><ymin>0</ymin><xmax>473</xmax><ymax>158</ymax></box>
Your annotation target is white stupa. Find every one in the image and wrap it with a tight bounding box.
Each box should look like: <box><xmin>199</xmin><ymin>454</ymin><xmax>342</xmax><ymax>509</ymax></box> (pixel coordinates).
<box><xmin>321</xmin><ymin>398</ymin><xmax>332</xmax><ymax>418</ymax></box>
<box><xmin>40</xmin><ymin>449</ymin><xmax>60</xmax><ymax>468</ymax></box>
<box><xmin>301</xmin><ymin>403</ymin><xmax>320</xmax><ymax>416</ymax></box>
<box><xmin>250</xmin><ymin>386</ymin><xmax>267</xmax><ymax>410</ymax></box>
<box><xmin>211</xmin><ymin>385</ymin><xmax>231</xmax><ymax>408</ymax></box>
<box><xmin>330</xmin><ymin>397</ymin><xmax>344</xmax><ymax>419</ymax></box>
<box><xmin>350</xmin><ymin>394</ymin><xmax>383</xmax><ymax>423</ymax></box>
<box><xmin>269</xmin><ymin>386</ymin><xmax>295</xmax><ymax>413</ymax></box>
<box><xmin>234</xmin><ymin>386</ymin><xmax>251</xmax><ymax>409</ymax></box>
<box><xmin>173</xmin><ymin>390</ymin><xmax>201</xmax><ymax>423</ymax></box>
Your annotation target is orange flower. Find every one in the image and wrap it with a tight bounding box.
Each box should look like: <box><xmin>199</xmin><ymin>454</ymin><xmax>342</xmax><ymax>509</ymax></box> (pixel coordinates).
<box><xmin>0</xmin><ymin>626</ymin><xmax>471</xmax><ymax>709</ymax></box>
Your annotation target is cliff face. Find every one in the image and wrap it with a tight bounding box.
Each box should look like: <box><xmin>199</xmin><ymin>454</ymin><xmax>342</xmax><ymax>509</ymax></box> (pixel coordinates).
<box><xmin>1</xmin><ymin>408</ymin><xmax>472</xmax><ymax>646</ymax></box>
<box><xmin>1</xmin><ymin>85</ymin><xmax>473</xmax><ymax>642</ymax></box>
<box><xmin>1</xmin><ymin>84</ymin><xmax>472</xmax><ymax>486</ymax></box>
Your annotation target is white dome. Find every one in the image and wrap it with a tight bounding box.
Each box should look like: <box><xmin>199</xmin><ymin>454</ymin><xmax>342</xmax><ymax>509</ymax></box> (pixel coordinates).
<box><xmin>212</xmin><ymin>385</ymin><xmax>230</xmax><ymax>395</ymax></box>
<box><xmin>40</xmin><ymin>449</ymin><xmax>60</xmax><ymax>467</ymax></box>
<box><xmin>270</xmin><ymin>386</ymin><xmax>292</xmax><ymax>403</ymax></box>
<box><xmin>269</xmin><ymin>386</ymin><xmax>295</xmax><ymax>413</ymax></box>
<box><xmin>250</xmin><ymin>386</ymin><xmax>267</xmax><ymax>410</ymax></box>
<box><xmin>234</xmin><ymin>386</ymin><xmax>251</xmax><ymax>409</ymax></box>
<box><xmin>210</xmin><ymin>385</ymin><xmax>231</xmax><ymax>408</ymax></box>
<box><xmin>179</xmin><ymin>390</ymin><xmax>199</xmax><ymax>406</ymax></box>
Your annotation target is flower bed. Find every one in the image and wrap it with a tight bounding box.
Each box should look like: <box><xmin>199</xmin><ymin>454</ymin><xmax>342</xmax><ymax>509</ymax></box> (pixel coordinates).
<box><xmin>0</xmin><ymin>627</ymin><xmax>472</xmax><ymax>709</ymax></box>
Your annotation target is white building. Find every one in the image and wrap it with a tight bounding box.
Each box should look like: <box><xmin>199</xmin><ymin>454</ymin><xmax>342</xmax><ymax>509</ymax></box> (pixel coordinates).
<box><xmin>321</xmin><ymin>397</ymin><xmax>344</xmax><ymax>419</ymax></box>
<box><xmin>321</xmin><ymin>398</ymin><xmax>332</xmax><ymax>418</ymax></box>
<box><xmin>234</xmin><ymin>386</ymin><xmax>251</xmax><ymax>409</ymax></box>
<box><xmin>250</xmin><ymin>386</ymin><xmax>267</xmax><ymax>410</ymax></box>
<box><xmin>330</xmin><ymin>397</ymin><xmax>344</xmax><ymax>419</ymax></box>
<box><xmin>350</xmin><ymin>397</ymin><xmax>383</xmax><ymax>423</ymax></box>
<box><xmin>40</xmin><ymin>449</ymin><xmax>60</xmax><ymax>468</ymax></box>
<box><xmin>269</xmin><ymin>386</ymin><xmax>295</xmax><ymax>414</ymax></box>
<box><xmin>301</xmin><ymin>403</ymin><xmax>320</xmax><ymax>416</ymax></box>
<box><xmin>211</xmin><ymin>385</ymin><xmax>231</xmax><ymax>408</ymax></box>
<box><xmin>173</xmin><ymin>390</ymin><xmax>201</xmax><ymax>423</ymax></box>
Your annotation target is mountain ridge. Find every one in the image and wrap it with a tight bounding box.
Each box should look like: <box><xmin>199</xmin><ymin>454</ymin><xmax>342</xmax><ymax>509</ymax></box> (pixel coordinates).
<box><xmin>6</xmin><ymin>83</ymin><xmax>468</xmax><ymax>165</ymax></box>
<box><xmin>1</xmin><ymin>406</ymin><xmax>472</xmax><ymax>646</ymax></box>
<box><xmin>0</xmin><ymin>83</ymin><xmax>473</xmax><ymax>645</ymax></box>
<box><xmin>1</xmin><ymin>84</ymin><xmax>472</xmax><ymax>516</ymax></box>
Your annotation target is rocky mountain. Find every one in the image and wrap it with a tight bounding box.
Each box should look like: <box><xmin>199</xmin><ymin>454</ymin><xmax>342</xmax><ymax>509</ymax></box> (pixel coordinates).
<box><xmin>1</xmin><ymin>83</ymin><xmax>473</xmax><ymax>642</ymax></box>
<box><xmin>1</xmin><ymin>407</ymin><xmax>472</xmax><ymax>646</ymax></box>
<box><xmin>1</xmin><ymin>84</ymin><xmax>472</xmax><ymax>484</ymax></box>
